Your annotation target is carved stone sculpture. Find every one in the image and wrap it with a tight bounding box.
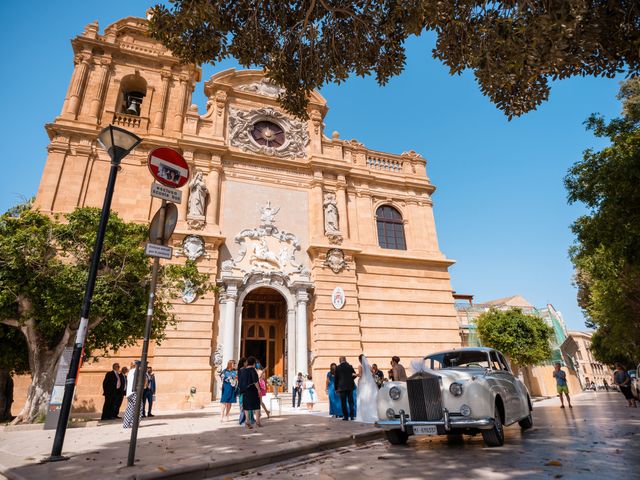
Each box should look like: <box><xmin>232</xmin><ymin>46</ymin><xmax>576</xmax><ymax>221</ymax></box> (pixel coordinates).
<box><xmin>323</xmin><ymin>192</ymin><xmax>342</xmax><ymax>244</ymax></box>
<box><xmin>238</xmin><ymin>78</ymin><xmax>284</xmax><ymax>97</ymax></box>
<box><xmin>324</xmin><ymin>248</ymin><xmax>348</xmax><ymax>273</ymax></box>
<box><xmin>182</xmin><ymin>235</ymin><xmax>205</xmax><ymax>260</ymax></box>
<box><xmin>259</xmin><ymin>201</ymin><xmax>280</xmax><ymax>226</ymax></box>
<box><xmin>182</xmin><ymin>279</ymin><xmax>197</xmax><ymax>303</ymax></box>
<box><xmin>188</xmin><ymin>170</ymin><xmax>208</xmax><ymax>217</ymax></box>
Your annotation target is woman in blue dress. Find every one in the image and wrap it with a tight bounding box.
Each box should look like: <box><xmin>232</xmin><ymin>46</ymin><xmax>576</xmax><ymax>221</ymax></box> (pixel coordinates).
<box><xmin>327</xmin><ymin>363</ymin><xmax>357</xmax><ymax>418</ymax></box>
<box><xmin>326</xmin><ymin>364</ymin><xmax>340</xmax><ymax>417</ymax></box>
<box><xmin>219</xmin><ymin>360</ymin><xmax>237</xmax><ymax>422</ymax></box>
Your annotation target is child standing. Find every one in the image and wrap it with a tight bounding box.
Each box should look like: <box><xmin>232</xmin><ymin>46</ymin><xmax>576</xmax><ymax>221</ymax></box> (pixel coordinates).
<box><xmin>301</xmin><ymin>374</ymin><xmax>317</xmax><ymax>411</ymax></box>
<box><xmin>553</xmin><ymin>362</ymin><xmax>572</xmax><ymax>408</ymax></box>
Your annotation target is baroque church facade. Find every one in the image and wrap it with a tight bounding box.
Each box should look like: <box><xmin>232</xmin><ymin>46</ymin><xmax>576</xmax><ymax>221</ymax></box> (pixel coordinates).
<box><xmin>23</xmin><ymin>16</ymin><xmax>461</xmax><ymax>411</ymax></box>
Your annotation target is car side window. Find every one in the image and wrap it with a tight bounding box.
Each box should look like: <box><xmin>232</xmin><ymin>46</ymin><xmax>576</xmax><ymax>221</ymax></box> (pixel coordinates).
<box><xmin>489</xmin><ymin>351</ymin><xmax>503</xmax><ymax>370</ymax></box>
<box><xmin>497</xmin><ymin>352</ymin><xmax>511</xmax><ymax>372</ymax></box>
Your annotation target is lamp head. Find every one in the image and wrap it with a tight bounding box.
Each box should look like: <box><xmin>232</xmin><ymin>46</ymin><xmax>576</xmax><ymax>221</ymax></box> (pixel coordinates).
<box><xmin>97</xmin><ymin>125</ymin><xmax>142</xmax><ymax>163</ymax></box>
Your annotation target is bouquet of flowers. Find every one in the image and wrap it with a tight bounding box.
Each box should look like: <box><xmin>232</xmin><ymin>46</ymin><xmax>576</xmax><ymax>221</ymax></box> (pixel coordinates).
<box><xmin>267</xmin><ymin>375</ymin><xmax>284</xmax><ymax>387</ymax></box>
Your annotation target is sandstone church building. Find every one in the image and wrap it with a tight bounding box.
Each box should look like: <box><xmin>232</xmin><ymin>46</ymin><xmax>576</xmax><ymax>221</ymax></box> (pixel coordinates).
<box><xmin>23</xmin><ymin>17</ymin><xmax>461</xmax><ymax>411</ymax></box>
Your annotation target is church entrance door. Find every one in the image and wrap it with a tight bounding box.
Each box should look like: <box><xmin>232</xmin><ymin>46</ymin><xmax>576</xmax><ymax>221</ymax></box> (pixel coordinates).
<box><xmin>240</xmin><ymin>288</ymin><xmax>286</xmax><ymax>387</ymax></box>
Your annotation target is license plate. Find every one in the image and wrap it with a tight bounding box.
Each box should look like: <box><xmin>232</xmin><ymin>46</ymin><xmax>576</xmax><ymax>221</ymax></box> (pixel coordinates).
<box><xmin>413</xmin><ymin>425</ymin><xmax>438</xmax><ymax>435</ymax></box>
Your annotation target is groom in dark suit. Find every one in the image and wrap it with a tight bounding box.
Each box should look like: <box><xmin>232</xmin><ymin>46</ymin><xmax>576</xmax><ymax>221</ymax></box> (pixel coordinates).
<box><xmin>334</xmin><ymin>356</ymin><xmax>356</xmax><ymax>421</ymax></box>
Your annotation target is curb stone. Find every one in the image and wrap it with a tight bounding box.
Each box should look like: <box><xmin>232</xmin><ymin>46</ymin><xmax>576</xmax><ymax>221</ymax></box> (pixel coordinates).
<box><xmin>134</xmin><ymin>429</ymin><xmax>383</xmax><ymax>480</ymax></box>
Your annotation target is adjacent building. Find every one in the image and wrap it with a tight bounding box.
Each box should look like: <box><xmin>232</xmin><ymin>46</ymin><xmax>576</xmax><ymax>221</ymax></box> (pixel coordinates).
<box><xmin>14</xmin><ymin>17</ymin><xmax>461</xmax><ymax>413</ymax></box>
<box><xmin>562</xmin><ymin>331</ymin><xmax>611</xmax><ymax>389</ymax></box>
<box><xmin>454</xmin><ymin>294</ymin><xmax>581</xmax><ymax>397</ymax></box>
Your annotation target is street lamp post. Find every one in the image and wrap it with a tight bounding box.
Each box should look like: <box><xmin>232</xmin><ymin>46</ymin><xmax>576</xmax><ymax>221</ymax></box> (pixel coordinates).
<box><xmin>48</xmin><ymin>125</ymin><xmax>141</xmax><ymax>461</ymax></box>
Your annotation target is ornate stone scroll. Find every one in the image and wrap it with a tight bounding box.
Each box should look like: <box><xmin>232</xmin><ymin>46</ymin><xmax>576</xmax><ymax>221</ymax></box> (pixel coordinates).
<box><xmin>324</xmin><ymin>248</ymin><xmax>348</xmax><ymax>274</ymax></box>
<box><xmin>238</xmin><ymin>78</ymin><xmax>285</xmax><ymax>97</ymax></box>
<box><xmin>183</xmin><ymin>235</ymin><xmax>205</xmax><ymax>260</ymax></box>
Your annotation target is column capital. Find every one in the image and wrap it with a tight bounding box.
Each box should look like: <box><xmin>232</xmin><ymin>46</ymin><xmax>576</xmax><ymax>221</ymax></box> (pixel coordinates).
<box><xmin>295</xmin><ymin>288</ymin><xmax>310</xmax><ymax>304</ymax></box>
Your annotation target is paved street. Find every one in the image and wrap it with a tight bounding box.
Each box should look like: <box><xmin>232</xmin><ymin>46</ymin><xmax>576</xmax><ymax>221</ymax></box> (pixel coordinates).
<box><xmin>230</xmin><ymin>392</ymin><xmax>640</xmax><ymax>480</ymax></box>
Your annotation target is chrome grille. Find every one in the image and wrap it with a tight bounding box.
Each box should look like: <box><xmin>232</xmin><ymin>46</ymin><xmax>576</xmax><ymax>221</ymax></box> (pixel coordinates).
<box><xmin>407</xmin><ymin>375</ymin><xmax>443</xmax><ymax>421</ymax></box>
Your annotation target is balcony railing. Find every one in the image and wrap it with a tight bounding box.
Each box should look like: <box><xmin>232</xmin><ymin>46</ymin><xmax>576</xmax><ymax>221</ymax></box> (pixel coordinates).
<box><xmin>112</xmin><ymin>112</ymin><xmax>148</xmax><ymax>129</ymax></box>
<box><xmin>366</xmin><ymin>155</ymin><xmax>403</xmax><ymax>172</ymax></box>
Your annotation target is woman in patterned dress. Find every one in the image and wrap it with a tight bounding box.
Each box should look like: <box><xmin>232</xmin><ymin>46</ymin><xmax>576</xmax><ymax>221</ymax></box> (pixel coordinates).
<box><xmin>123</xmin><ymin>361</ymin><xmax>143</xmax><ymax>428</ymax></box>
<box><xmin>219</xmin><ymin>360</ymin><xmax>238</xmax><ymax>422</ymax></box>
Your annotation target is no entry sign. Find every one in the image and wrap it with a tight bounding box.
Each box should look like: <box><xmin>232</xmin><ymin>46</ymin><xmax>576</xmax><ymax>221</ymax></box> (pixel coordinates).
<box><xmin>147</xmin><ymin>147</ymin><xmax>189</xmax><ymax>188</ymax></box>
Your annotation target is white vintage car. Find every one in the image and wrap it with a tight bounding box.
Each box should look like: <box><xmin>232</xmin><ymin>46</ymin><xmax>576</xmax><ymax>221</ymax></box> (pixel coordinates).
<box><xmin>376</xmin><ymin>347</ymin><xmax>533</xmax><ymax>447</ymax></box>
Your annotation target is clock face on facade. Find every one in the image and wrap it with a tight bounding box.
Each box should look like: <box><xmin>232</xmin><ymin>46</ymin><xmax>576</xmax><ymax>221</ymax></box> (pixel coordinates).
<box><xmin>250</xmin><ymin>120</ymin><xmax>285</xmax><ymax>148</ymax></box>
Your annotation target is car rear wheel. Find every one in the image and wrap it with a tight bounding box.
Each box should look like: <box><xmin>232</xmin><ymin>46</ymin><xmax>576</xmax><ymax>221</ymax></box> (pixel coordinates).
<box><xmin>482</xmin><ymin>405</ymin><xmax>505</xmax><ymax>447</ymax></box>
<box><xmin>518</xmin><ymin>412</ymin><xmax>533</xmax><ymax>429</ymax></box>
<box><xmin>385</xmin><ymin>429</ymin><xmax>409</xmax><ymax>445</ymax></box>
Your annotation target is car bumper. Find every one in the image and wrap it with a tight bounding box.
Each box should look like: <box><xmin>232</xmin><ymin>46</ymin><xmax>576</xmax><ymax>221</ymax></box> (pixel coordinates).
<box><xmin>376</xmin><ymin>416</ymin><xmax>494</xmax><ymax>433</ymax></box>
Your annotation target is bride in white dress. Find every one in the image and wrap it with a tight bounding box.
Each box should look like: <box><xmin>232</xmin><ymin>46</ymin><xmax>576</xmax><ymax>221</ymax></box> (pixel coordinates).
<box><xmin>355</xmin><ymin>354</ymin><xmax>379</xmax><ymax>423</ymax></box>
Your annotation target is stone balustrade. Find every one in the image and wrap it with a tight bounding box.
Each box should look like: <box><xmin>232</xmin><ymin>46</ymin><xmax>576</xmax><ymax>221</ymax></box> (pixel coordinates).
<box><xmin>111</xmin><ymin>111</ymin><xmax>149</xmax><ymax>129</ymax></box>
<box><xmin>366</xmin><ymin>154</ymin><xmax>404</xmax><ymax>173</ymax></box>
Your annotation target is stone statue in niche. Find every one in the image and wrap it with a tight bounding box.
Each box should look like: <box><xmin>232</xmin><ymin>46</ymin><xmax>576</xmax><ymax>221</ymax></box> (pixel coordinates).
<box><xmin>188</xmin><ymin>170</ymin><xmax>208</xmax><ymax>218</ymax></box>
<box><xmin>323</xmin><ymin>192</ymin><xmax>342</xmax><ymax>244</ymax></box>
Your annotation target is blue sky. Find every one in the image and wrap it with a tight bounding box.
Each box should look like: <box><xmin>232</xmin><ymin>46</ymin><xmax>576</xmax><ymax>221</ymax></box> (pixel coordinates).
<box><xmin>0</xmin><ymin>1</ymin><xmax>623</xmax><ymax>331</ymax></box>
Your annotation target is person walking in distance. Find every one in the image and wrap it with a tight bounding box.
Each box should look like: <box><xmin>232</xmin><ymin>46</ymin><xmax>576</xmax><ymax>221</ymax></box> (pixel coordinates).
<box><xmin>334</xmin><ymin>356</ymin><xmax>356</xmax><ymax>421</ymax></box>
<box><xmin>553</xmin><ymin>362</ymin><xmax>572</xmax><ymax>408</ymax></box>
<box><xmin>101</xmin><ymin>363</ymin><xmax>121</xmax><ymax>420</ymax></box>
<box><xmin>613</xmin><ymin>363</ymin><xmax>638</xmax><ymax>408</ymax></box>
<box><xmin>113</xmin><ymin>366</ymin><xmax>127</xmax><ymax>419</ymax></box>
<box><xmin>142</xmin><ymin>365</ymin><xmax>156</xmax><ymax>417</ymax></box>
<box><xmin>292</xmin><ymin>372</ymin><xmax>304</xmax><ymax>409</ymax></box>
<box><xmin>390</xmin><ymin>356</ymin><xmax>407</xmax><ymax>382</ymax></box>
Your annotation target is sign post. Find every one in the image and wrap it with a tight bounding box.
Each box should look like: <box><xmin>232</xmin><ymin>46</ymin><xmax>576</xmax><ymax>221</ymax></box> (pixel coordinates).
<box><xmin>127</xmin><ymin>148</ymin><xmax>188</xmax><ymax>467</ymax></box>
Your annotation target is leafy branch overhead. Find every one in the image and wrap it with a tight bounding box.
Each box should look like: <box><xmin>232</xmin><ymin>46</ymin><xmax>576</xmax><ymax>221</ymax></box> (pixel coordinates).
<box><xmin>149</xmin><ymin>1</ymin><xmax>640</xmax><ymax>119</ymax></box>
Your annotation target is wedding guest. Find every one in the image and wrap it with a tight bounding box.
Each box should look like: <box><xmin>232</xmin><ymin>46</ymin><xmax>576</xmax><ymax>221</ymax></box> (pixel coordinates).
<box><xmin>391</xmin><ymin>356</ymin><xmax>407</xmax><ymax>381</ymax></box>
<box><xmin>142</xmin><ymin>365</ymin><xmax>156</xmax><ymax>418</ymax></box>
<box><xmin>326</xmin><ymin>364</ymin><xmax>340</xmax><ymax>417</ymax></box>
<box><xmin>613</xmin><ymin>363</ymin><xmax>637</xmax><ymax>407</ymax></box>
<box><xmin>334</xmin><ymin>356</ymin><xmax>356</xmax><ymax>421</ymax></box>
<box><xmin>292</xmin><ymin>372</ymin><xmax>304</xmax><ymax>408</ymax></box>
<box><xmin>219</xmin><ymin>360</ymin><xmax>238</xmax><ymax>422</ymax></box>
<box><xmin>101</xmin><ymin>363</ymin><xmax>121</xmax><ymax>420</ymax></box>
<box><xmin>302</xmin><ymin>374</ymin><xmax>317</xmax><ymax>411</ymax></box>
<box><xmin>238</xmin><ymin>356</ymin><xmax>261</xmax><ymax>429</ymax></box>
<box><xmin>123</xmin><ymin>361</ymin><xmax>143</xmax><ymax>428</ymax></box>
<box><xmin>371</xmin><ymin>364</ymin><xmax>384</xmax><ymax>388</ymax></box>
<box><xmin>113</xmin><ymin>366</ymin><xmax>127</xmax><ymax>419</ymax></box>
<box><xmin>237</xmin><ymin>357</ymin><xmax>251</xmax><ymax>426</ymax></box>
<box><xmin>258</xmin><ymin>368</ymin><xmax>271</xmax><ymax>418</ymax></box>
<box><xmin>603</xmin><ymin>379</ymin><xmax>610</xmax><ymax>392</ymax></box>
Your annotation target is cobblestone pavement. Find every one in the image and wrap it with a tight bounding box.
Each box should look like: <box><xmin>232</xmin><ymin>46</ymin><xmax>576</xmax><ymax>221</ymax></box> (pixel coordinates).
<box><xmin>230</xmin><ymin>392</ymin><xmax>640</xmax><ymax>480</ymax></box>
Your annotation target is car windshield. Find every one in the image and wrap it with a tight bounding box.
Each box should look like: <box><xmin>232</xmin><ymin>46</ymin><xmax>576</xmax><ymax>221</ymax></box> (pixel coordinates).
<box><xmin>425</xmin><ymin>351</ymin><xmax>491</xmax><ymax>369</ymax></box>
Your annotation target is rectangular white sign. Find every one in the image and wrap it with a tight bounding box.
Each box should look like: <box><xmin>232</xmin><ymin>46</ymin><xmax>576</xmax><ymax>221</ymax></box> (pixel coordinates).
<box><xmin>150</xmin><ymin>182</ymin><xmax>182</xmax><ymax>204</ymax></box>
<box><xmin>145</xmin><ymin>243</ymin><xmax>172</xmax><ymax>260</ymax></box>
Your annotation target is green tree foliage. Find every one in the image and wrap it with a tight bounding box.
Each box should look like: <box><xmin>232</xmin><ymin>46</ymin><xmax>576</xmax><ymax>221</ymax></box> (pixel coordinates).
<box><xmin>476</xmin><ymin>308</ymin><xmax>553</xmax><ymax>369</ymax></box>
<box><xmin>149</xmin><ymin>1</ymin><xmax>640</xmax><ymax>119</ymax></box>
<box><xmin>565</xmin><ymin>78</ymin><xmax>640</xmax><ymax>366</ymax></box>
<box><xmin>0</xmin><ymin>206</ymin><xmax>212</xmax><ymax>423</ymax></box>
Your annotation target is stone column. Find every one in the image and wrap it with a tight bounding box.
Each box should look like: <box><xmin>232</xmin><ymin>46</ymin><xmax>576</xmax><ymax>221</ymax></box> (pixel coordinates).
<box><xmin>287</xmin><ymin>307</ymin><xmax>297</xmax><ymax>389</ymax></box>
<box><xmin>347</xmin><ymin>187</ymin><xmax>359</xmax><ymax>242</ymax></box>
<box><xmin>296</xmin><ymin>289</ymin><xmax>309</xmax><ymax>376</ymax></box>
<box><xmin>336</xmin><ymin>174</ymin><xmax>348</xmax><ymax>239</ymax></box>
<box><xmin>88</xmin><ymin>58</ymin><xmax>111</xmax><ymax>121</ymax></box>
<box><xmin>310</xmin><ymin>171</ymin><xmax>324</xmax><ymax>241</ymax></box>
<box><xmin>222</xmin><ymin>283</ymin><xmax>238</xmax><ymax>366</ymax></box>
<box><xmin>206</xmin><ymin>166</ymin><xmax>221</xmax><ymax>229</ymax></box>
<box><xmin>179</xmin><ymin>151</ymin><xmax>193</xmax><ymax>222</ymax></box>
<box><xmin>66</xmin><ymin>53</ymin><xmax>91</xmax><ymax>117</ymax></box>
<box><xmin>151</xmin><ymin>69</ymin><xmax>172</xmax><ymax>133</ymax></box>
<box><xmin>173</xmin><ymin>75</ymin><xmax>188</xmax><ymax>133</ymax></box>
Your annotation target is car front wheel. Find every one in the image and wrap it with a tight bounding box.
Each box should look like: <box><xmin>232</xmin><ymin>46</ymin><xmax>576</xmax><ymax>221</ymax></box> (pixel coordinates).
<box><xmin>385</xmin><ymin>429</ymin><xmax>409</xmax><ymax>445</ymax></box>
<box><xmin>482</xmin><ymin>406</ymin><xmax>505</xmax><ymax>447</ymax></box>
<box><xmin>518</xmin><ymin>411</ymin><xmax>533</xmax><ymax>429</ymax></box>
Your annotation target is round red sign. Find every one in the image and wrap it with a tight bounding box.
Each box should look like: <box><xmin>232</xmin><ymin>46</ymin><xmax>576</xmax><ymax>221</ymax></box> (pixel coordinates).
<box><xmin>147</xmin><ymin>147</ymin><xmax>190</xmax><ymax>188</ymax></box>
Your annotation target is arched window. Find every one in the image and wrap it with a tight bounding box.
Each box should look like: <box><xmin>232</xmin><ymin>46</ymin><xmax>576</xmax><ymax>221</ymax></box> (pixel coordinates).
<box><xmin>376</xmin><ymin>205</ymin><xmax>406</xmax><ymax>250</ymax></box>
<box><xmin>119</xmin><ymin>74</ymin><xmax>147</xmax><ymax>116</ymax></box>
